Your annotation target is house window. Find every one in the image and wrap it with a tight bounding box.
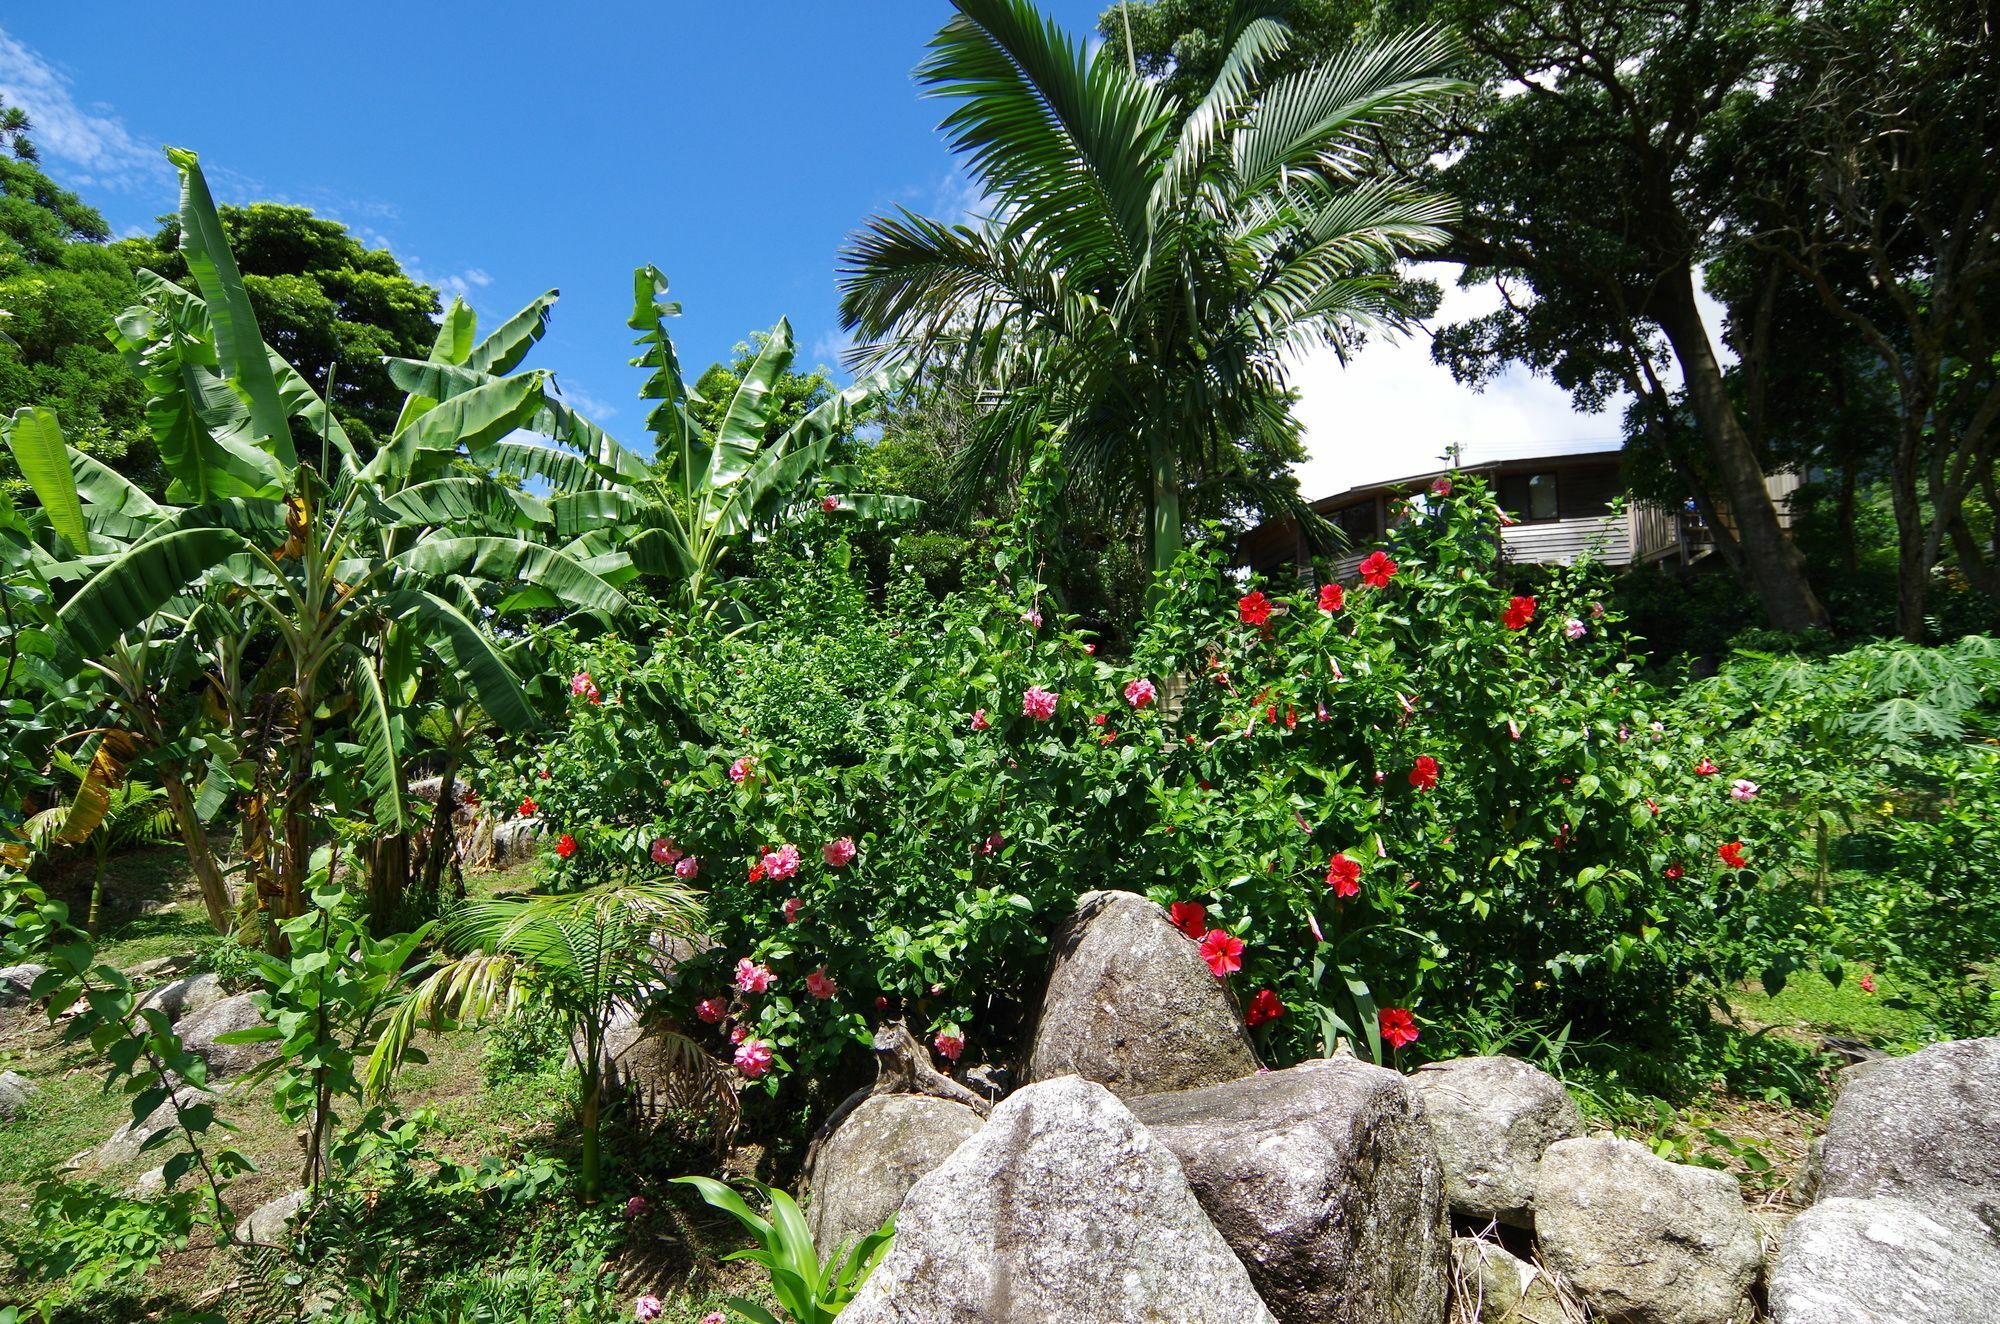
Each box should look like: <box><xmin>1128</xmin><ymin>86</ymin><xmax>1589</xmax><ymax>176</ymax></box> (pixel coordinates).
<box><xmin>1499</xmin><ymin>472</ymin><xmax>1559</xmax><ymax>522</ymax></box>
<box><xmin>1330</xmin><ymin>501</ymin><xmax>1378</xmax><ymax>542</ymax></box>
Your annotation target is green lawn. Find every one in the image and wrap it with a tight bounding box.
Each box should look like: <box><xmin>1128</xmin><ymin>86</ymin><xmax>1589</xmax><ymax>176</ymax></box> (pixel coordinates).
<box><xmin>1729</xmin><ymin>966</ymin><xmax>1934</xmax><ymax>1046</ymax></box>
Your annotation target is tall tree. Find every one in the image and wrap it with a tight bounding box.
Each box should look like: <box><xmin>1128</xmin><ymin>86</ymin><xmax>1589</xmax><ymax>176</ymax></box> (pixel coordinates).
<box><xmin>1119</xmin><ymin>0</ymin><xmax>1833</xmax><ymax>629</ymax></box>
<box><xmin>842</xmin><ymin>0</ymin><xmax>1465</xmax><ymax>590</ymax></box>
<box><xmin>1721</xmin><ymin>0</ymin><xmax>2000</xmax><ymax>638</ymax></box>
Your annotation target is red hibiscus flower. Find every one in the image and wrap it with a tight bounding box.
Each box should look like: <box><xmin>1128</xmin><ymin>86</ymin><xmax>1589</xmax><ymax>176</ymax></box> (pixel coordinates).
<box><xmin>1719</xmin><ymin>840</ymin><xmax>1749</xmax><ymax>869</ymax></box>
<box><xmin>1238</xmin><ymin>590</ymin><xmax>1273</xmax><ymax>626</ymax></box>
<box><xmin>1317</xmin><ymin>583</ymin><xmax>1345</xmax><ymax>613</ymax></box>
<box><xmin>1199</xmin><ymin>929</ymin><xmax>1244</xmax><ymax>977</ymax></box>
<box><xmin>1245</xmin><ymin>989</ymin><xmax>1285</xmax><ymax>1027</ymax></box>
<box><xmin>1693</xmin><ymin>758</ymin><xmax>1720</xmax><ymax>776</ymax></box>
<box><xmin>1325</xmin><ymin>852</ymin><xmax>1363</xmax><ymax>897</ymax></box>
<box><xmin>821</xmin><ymin>495</ymin><xmax>839</xmax><ymax>513</ymax></box>
<box><xmin>554</xmin><ymin>833</ymin><xmax>578</xmax><ymax>859</ymax></box>
<box><xmin>517</xmin><ymin>797</ymin><xmax>537</xmax><ymax>818</ymax></box>
<box><xmin>747</xmin><ymin>859</ymin><xmax>767</xmax><ymax>882</ymax></box>
<box><xmin>1379</xmin><ymin>1007</ymin><xmax>1419</xmax><ymax>1050</ymax></box>
<box><xmin>695</xmin><ymin>996</ymin><xmax>727</xmax><ymax>1024</ymax></box>
<box><xmin>1168</xmin><ymin>901</ymin><xmax>1207</xmax><ymax>940</ymax></box>
<box><xmin>1665</xmin><ymin>863</ymin><xmax>1684</xmax><ymax>880</ymax></box>
<box><xmin>933</xmin><ymin>1031</ymin><xmax>964</xmax><ymax>1062</ymax></box>
<box><xmin>1502</xmin><ymin>595</ymin><xmax>1537</xmax><ymax>630</ymax></box>
<box><xmin>1357</xmin><ymin>551</ymin><xmax>1397</xmax><ymax>588</ymax></box>
<box><xmin>1408</xmin><ymin>756</ymin><xmax>1439</xmax><ymax>791</ymax></box>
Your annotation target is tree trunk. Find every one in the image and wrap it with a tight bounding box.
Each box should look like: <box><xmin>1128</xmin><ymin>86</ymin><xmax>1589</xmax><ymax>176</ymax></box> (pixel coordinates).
<box><xmin>1650</xmin><ymin>267</ymin><xmax>1829</xmax><ymax>631</ymax></box>
<box><xmin>156</xmin><ymin>770</ymin><xmax>233</xmax><ymax>933</ymax></box>
<box><xmin>1947</xmin><ymin>514</ymin><xmax>2000</xmax><ymax>603</ymax></box>
<box><xmin>417</xmin><ymin>753</ymin><xmax>460</xmax><ymax>906</ymax></box>
<box><xmin>366</xmin><ymin>832</ymin><xmax>411</xmax><ymax>933</ymax></box>
<box><xmin>1837</xmin><ymin>465</ymin><xmax>1859</xmax><ymax>572</ymax></box>
<box><xmin>1146</xmin><ymin>431</ymin><xmax>1183</xmax><ymax>598</ymax></box>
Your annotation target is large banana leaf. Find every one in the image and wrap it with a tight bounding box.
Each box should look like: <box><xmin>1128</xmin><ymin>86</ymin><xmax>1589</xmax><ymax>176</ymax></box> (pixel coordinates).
<box><xmin>491</xmin><ymin>440</ymin><xmax>618</xmax><ymax>493</ymax></box>
<box><xmin>164</xmin><ymin>147</ymin><xmax>296</xmax><ymax>469</ymax></box>
<box><xmin>701</xmin><ymin>318</ymin><xmax>795</xmax><ymax>497</ymax></box>
<box><xmin>468</xmin><ymin>290</ymin><xmax>558</xmax><ymax>376</ymax></box>
<box><xmin>549</xmin><ymin>489</ymin><xmax>654</xmax><ymax>539</ymax></box>
<box><xmin>345</xmin><ymin>647</ymin><xmax>408</xmax><ymax>832</ymax></box>
<box><xmin>57</xmin><ymin>525</ymin><xmax>253</xmax><ymax>658</ymax></box>
<box><xmin>363</xmin><ymin>372</ymin><xmax>548</xmax><ymax>484</ymax></box>
<box><xmin>385</xmin><ymin>589</ymin><xmax>538</xmax><ymax>733</ymax></box>
<box><xmin>388</xmin><ymin>537</ymin><xmax>628</xmax><ymax>614</ymax></box>
<box><xmin>6</xmin><ymin>407</ymin><xmax>88</xmax><ymax>555</ymax></box>
<box><xmin>68</xmin><ymin>447</ymin><xmax>163</xmax><ymax>520</ymax></box>
<box><xmin>628</xmin><ymin>265</ymin><xmax>695</xmax><ymax>471</ymax></box>
<box><xmin>384</xmin><ymin>476</ymin><xmax>550</xmax><ymax>531</ymax></box>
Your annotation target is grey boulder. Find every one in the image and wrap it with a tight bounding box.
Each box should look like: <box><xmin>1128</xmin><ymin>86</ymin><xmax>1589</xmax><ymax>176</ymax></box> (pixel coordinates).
<box><xmin>1129</xmin><ymin>1058</ymin><xmax>1448</xmax><ymax>1324</ymax></box>
<box><xmin>94</xmin><ymin>1084</ymin><xmax>217</xmax><ymax>1169</ymax></box>
<box><xmin>1411</xmin><ymin>1055</ymin><xmax>1583</xmax><ymax>1226</ymax></box>
<box><xmin>0</xmin><ymin>962</ymin><xmax>48</xmax><ymax>1004</ymax></box>
<box><xmin>1451</xmin><ymin>1237</ymin><xmax>1572</xmax><ymax>1324</ymax></box>
<box><xmin>1815</xmin><ymin>1037</ymin><xmax>2000</xmax><ymax>1214</ymax></box>
<box><xmin>177</xmin><ymin>992</ymin><xmax>277</xmax><ymax>1080</ymax></box>
<box><xmin>0</xmin><ymin>1069</ymin><xmax>37</xmax><ymax>1121</ymax></box>
<box><xmin>1536</xmin><ymin>1136</ymin><xmax>1762</xmax><ymax>1324</ymax></box>
<box><xmin>805</xmin><ymin>1093</ymin><xmax>985</xmax><ymax>1255</ymax></box>
<box><xmin>838</xmin><ymin>1074</ymin><xmax>1278</xmax><ymax>1324</ymax></box>
<box><xmin>136</xmin><ymin>972</ymin><xmax>225</xmax><ymax>1026</ymax></box>
<box><xmin>1769</xmin><ymin>1196</ymin><xmax>2000</xmax><ymax>1324</ymax></box>
<box><xmin>1025</xmin><ymin>890</ymin><xmax>1259</xmax><ymax>1098</ymax></box>
<box><xmin>234</xmin><ymin>1189</ymin><xmax>308</xmax><ymax>1246</ymax></box>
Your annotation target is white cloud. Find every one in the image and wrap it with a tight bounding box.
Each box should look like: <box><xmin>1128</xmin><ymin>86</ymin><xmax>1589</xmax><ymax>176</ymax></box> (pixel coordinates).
<box><xmin>809</xmin><ymin>327</ymin><xmax>856</xmax><ymax>369</ymax></box>
<box><xmin>554</xmin><ymin>380</ymin><xmax>620</xmax><ymax>421</ymax></box>
<box><xmin>1287</xmin><ymin>265</ymin><xmax>1624</xmax><ymax>498</ymax></box>
<box><xmin>406</xmin><ymin>263</ymin><xmax>494</xmax><ymax>307</ymax></box>
<box><xmin>0</xmin><ymin>27</ymin><xmax>166</xmax><ymax>192</ymax></box>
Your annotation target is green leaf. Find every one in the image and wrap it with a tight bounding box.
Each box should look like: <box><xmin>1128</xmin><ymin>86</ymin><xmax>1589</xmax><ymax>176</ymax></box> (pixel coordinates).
<box><xmin>467</xmin><ymin>289</ymin><xmax>558</xmax><ymax>376</ymax></box>
<box><xmin>388</xmin><ymin>537</ymin><xmax>628</xmax><ymax>615</ymax></box>
<box><xmin>6</xmin><ymin>407</ymin><xmax>88</xmax><ymax>554</ymax></box>
<box><xmin>385</xmin><ymin>590</ymin><xmax>538</xmax><ymax>733</ymax></box>
<box><xmin>57</xmin><ymin>525</ymin><xmax>253</xmax><ymax>658</ymax></box>
<box><xmin>163</xmin><ymin>147</ymin><xmax>296</xmax><ymax>468</ymax></box>
<box><xmin>347</xmin><ymin>649</ymin><xmax>408</xmax><ymax>832</ymax></box>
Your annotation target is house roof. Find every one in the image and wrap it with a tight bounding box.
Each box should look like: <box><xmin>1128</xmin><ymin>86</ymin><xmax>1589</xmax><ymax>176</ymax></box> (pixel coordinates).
<box><xmin>1302</xmin><ymin>446</ymin><xmax>1625</xmax><ymax>514</ymax></box>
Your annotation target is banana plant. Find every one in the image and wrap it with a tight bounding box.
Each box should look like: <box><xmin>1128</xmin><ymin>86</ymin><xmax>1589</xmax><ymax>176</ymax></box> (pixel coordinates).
<box><xmin>452</xmin><ymin>267</ymin><xmax>918</xmax><ymax>609</ymax></box>
<box><xmin>24</xmin><ymin>744</ymin><xmax>176</xmax><ymax>937</ymax></box>
<box><xmin>13</xmin><ymin>148</ymin><xmax>628</xmax><ymax>939</ymax></box>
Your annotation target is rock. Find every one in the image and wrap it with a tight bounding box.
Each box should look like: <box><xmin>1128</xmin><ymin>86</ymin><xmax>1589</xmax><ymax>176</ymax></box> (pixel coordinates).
<box><xmin>1535</xmin><ymin>1137</ymin><xmax>1762</xmax><ymax>1324</ymax></box>
<box><xmin>94</xmin><ymin>1084</ymin><xmax>217</xmax><ymax>1168</ymax></box>
<box><xmin>1769</xmin><ymin>1197</ymin><xmax>2000</xmax><ymax>1324</ymax></box>
<box><xmin>1024</xmin><ymin>890</ymin><xmax>1259</xmax><ymax>1098</ymax></box>
<box><xmin>176</xmin><ymin>992</ymin><xmax>277</xmax><ymax>1080</ymax></box>
<box><xmin>1815</xmin><ymin>1037</ymin><xmax>2000</xmax><ymax>1214</ymax></box>
<box><xmin>235</xmin><ymin>1189</ymin><xmax>308</xmax><ymax>1246</ymax></box>
<box><xmin>1452</xmin><ymin>1238</ymin><xmax>1571</xmax><ymax>1322</ymax></box>
<box><xmin>838</xmin><ymin>1075</ymin><xmax>1279</xmax><ymax>1324</ymax></box>
<box><xmin>136</xmin><ymin>973</ymin><xmax>225</xmax><ymax>1026</ymax></box>
<box><xmin>489</xmin><ymin>817</ymin><xmax>541</xmax><ymax>864</ymax></box>
<box><xmin>1411</xmin><ymin>1055</ymin><xmax>1583</xmax><ymax>1226</ymax></box>
<box><xmin>0</xmin><ymin>1069</ymin><xmax>37</xmax><ymax>1121</ymax></box>
<box><xmin>1129</xmin><ymin>1058</ymin><xmax>1448</xmax><ymax>1324</ymax></box>
<box><xmin>805</xmin><ymin>1093</ymin><xmax>985</xmax><ymax>1255</ymax></box>
<box><xmin>0</xmin><ymin>962</ymin><xmax>48</xmax><ymax>1004</ymax></box>
<box><xmin>132</xmin><ymin>1165</ymin><xmax>166</xmax><ymax>1199</ymax></box>
<box><xmin>964</xmin><ymin>1063</ymin><xmax>1009</xmax><ymax>1102</ymax></box>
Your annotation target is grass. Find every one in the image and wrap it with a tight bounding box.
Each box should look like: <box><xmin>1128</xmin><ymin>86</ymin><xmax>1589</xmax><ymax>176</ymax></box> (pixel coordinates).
<box><xmin>1728</xmin><ymin>966</ymin><xmax>1934</xmax><ymax>1045</ymax></box>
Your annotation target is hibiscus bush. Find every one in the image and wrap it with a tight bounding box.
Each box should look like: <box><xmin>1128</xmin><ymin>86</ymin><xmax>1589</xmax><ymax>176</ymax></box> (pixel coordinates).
<box><xmin>485</xmin><ymin>469</ymin><xmax>1818</xmax><ymax>1123</ymax></box>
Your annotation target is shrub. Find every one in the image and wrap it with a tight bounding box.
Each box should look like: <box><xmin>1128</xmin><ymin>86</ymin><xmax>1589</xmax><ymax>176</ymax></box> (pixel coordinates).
<box><xmin>494</xmin><ymin>475</ymin><xmax>1812</xmax><ymax>1126</ymax></box>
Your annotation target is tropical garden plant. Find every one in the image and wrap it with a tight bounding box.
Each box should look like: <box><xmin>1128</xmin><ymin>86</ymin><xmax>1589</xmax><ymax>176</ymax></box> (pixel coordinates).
<box><xmin>674</xmin><ymin>1176</ymin><xmax>893</xmax><ymax>1324</ymax></box>
<box><xmin>840</xmin><ymin>0</ymin><xmax>1466</xmax><ymax>585</ymax></box>
<box><xmin>367</xmin><ymin>878</ymin><xmax>707</xmax><ymax>1199</ymax></box>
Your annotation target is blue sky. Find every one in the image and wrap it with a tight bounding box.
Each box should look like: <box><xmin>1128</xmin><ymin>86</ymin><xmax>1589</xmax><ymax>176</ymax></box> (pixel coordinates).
<box><xmin>0</xmin><ymin>2</ymin><xmax>1624</xmax><ymax>494</ymax></box>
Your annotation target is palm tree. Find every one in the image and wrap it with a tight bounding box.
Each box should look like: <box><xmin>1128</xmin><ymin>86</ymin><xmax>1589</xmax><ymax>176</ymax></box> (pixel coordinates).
<box><xmin>367</xmin><ymin>879</ymin><xmax>708</xmax><ymax>1200</ymax></box>
<box><xmin>839</xmin><ymin>0</ymin><xmax>1465</xmax><ymax>587</ymax></box>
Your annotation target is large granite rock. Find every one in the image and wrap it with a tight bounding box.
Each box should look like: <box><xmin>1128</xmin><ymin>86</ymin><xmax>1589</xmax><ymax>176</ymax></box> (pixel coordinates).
<box><xmin>94</xmin><ymin>1084</ymin><xmax>217</xmax><ymax>1168</ymax></box>
<box><xmin>176</xmin><ymin>992</ymin><xmax>277</xmax><ymax>1080</ymax></box>
<box><xmin>1024</xmin><ymin>890</ymin><xmax>1259</xmax><ymax>1098</ymax></box>
<box><xmin>1411</xmin><ymin>1055</ymin><xmax>1583</xmax><ymax>1226</ymax></box>
<box><xmin>1768</xmin><ymin>1196</ymin><xmax>2000</xmax><ymax>1324</ymax></box>
<box><xmin>0</xmin><ymin>962</ymin><xmax>48</xmax><ymax>1004</ymax></box>
<box><xmin>838</xmin><ymin>1075</ymin><xmax>1278</xmax><ymax>1324</ymax></box>
<box><xmin>805</xmin><ymin>1093</ymin><xmax>985</xmax><ymax>1255</ymax></box>
<box><xmin>1451</xmin><ymin>1237</ymin><xmax>1571</xmax><ymax>1324</ymax></box>
<box><xmin>136</xmin><ymin>973</ymin><xmax>225</xmax><ymax>1026</ymax></box>
<box><xmin>1536</xmin><ymin>1137</ymin><xmax>1762</xmax><ymax>1324</ymax></box>
<box><xmin>1129</xmin><ymin>1058</ymin><xmax>1448</xmax><ymax>1324</ymax></box>
<box><xmin>0</xmin><ymin>1069</ymin><xmax>36</xmax><ymax>1121</ymax></box>
<box><xmin>1814</xmin><ymin>1037</ymin><xmax>2000</xmax><ymax>1214</ymax></box>
<box><xmin>234</xmin><ymin>1189</ymin><xmax>308</xmax><ymax>1247</ymax></box>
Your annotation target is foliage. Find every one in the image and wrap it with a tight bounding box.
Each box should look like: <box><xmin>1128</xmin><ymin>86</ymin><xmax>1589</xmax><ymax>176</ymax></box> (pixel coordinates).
<box><xmin>120</xmin><ymin>202</ymin><xmax>444</xmax><ymax>453</ymax></box>
<box><xmin>674</xmin><ymin>1176</ymin><xmax>893</xmax><ymax>1324</ymax></box>
<box><xmin>368</xmin><ymin>878</ymin><xmax>706</xmax><ymax>1198</ymax></box>
<box><xmin>501</xmin><ymin>465</ymin><xmax>1812</xmax><ymax>1124</ymax></box>
<box><xmin>841</xmin><ymin>0</ymin><xmax>1466</xmax><ymax>586</ymax></box>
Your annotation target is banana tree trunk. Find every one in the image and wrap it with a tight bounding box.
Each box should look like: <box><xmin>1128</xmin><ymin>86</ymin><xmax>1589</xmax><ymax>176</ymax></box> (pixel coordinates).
<box><xmin>156</xmin><ymin>769</ymin><xmax>233</xmax><ymax>933</ymax></box>
<box><xmin>417</xmin><ymin>752</ymin><xmax>461</xmax><ymax>908</ymax></box>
